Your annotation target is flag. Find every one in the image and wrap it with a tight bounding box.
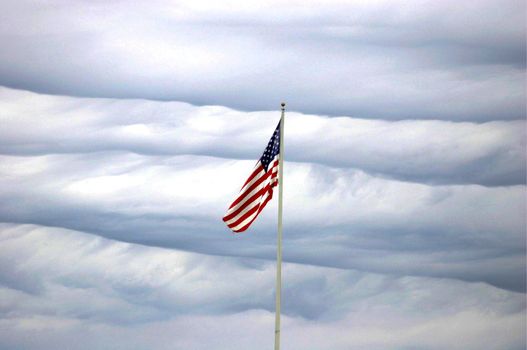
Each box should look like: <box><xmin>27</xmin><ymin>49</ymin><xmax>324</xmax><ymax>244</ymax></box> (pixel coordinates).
<box><xmin>223</xmin><ymin>121</ymin><xmax>281</xmax><ymax>233</ymax></box>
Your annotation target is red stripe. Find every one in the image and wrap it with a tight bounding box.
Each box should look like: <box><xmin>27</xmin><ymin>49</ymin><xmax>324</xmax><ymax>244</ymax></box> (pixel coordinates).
<box><xmin>224</xmin><ymin>167</ymin><xmax>279</xmax><ymax>222</ymax></box>
<box><xmin>228</xmin><ymin>169</ymin><xmax>271</xmax><ymax>211</ymax></box>
<box><xmin>227</xmin><ymin>177</ymin><xmax>278</xmax><ymax>232</ymax></box>
<box><xmin>223</xmin><ymin>182</ymin><xmax>272</xmax><ymax>223</ymax></box>
<box><xmin>223</xmin><ymin>156</ymin><xmax>280</xmax><ymax>233</ymax></box>
<box><xmin>227</xmin><ymin>159</ymin><xmax>278</xmax><ymax>210</ymax></box>
<box><xmin>226</xmin><ymin>198</ymin><xmax>262</xmax><ymax>230</ymax></box>
<box><xmin>240</xmin><ymin>164</ymin><xmax>264</xmax><ymax>190</ymax></box>
<box><xmin>233</xmin><ymin>186</ymin><xmax>274</xmax><ymax>233</ymax></box>
<box><xmin>245</xmin><ymin>158</ymin><xmax>278</xmax><ymax>190</ymax></box>
<box><xmin>243</xmin><ymin>158</ymin><xmax>277</xmax><ymax>191</ymax></box>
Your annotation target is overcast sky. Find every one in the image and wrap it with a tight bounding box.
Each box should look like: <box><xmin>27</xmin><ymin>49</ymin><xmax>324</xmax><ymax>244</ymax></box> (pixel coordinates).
<box><xmin>0</xmin><ymin>0</ymin><xmax>525</xmax><ymax>349</ymax></box>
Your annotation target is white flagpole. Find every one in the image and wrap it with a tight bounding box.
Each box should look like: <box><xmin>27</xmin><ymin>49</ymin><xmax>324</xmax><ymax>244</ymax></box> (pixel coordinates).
<box><xmin>274</xmin><ymin>102</ymin><xmax>285</xmax><ymax>350</ymax></box>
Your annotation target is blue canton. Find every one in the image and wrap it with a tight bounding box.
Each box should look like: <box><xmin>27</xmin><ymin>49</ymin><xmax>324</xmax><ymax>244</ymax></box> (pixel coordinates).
<box><xmin>260</xmin><ymin>121</ymin><xmax>281</xmax><ymax>171</ymax></box>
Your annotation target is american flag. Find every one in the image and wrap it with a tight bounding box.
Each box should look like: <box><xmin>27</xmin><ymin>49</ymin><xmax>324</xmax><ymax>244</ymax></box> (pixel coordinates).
<box><xmin>223</xmin><ymin>121</ymin><xmax>281</xmax><ymax>233</ymax></box>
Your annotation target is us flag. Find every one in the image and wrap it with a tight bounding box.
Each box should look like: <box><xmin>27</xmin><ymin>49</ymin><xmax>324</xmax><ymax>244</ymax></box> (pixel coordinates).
<box><xmin>223</xmin><ymin>121</ymin><xmax>281</xmax><ymax>233</ymax></box>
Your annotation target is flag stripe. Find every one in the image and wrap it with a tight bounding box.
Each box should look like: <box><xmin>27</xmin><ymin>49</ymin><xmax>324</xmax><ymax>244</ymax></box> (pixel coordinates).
<box><xmin>222</xmin><ymin>121</ymin><xmax>281</xmax><ymax>233</ymax></box>
<box><xmin>225</xmin><ymin>182</ymin><xmax>274</xmax><ymax>227</ymax></box>
<box><xmin>230</xmin><ymin>186</ymin><xmax>273</xmax><ymax>232</ymax></box>
<box><xmin>223</xmin><ymin>160</ymin><xmax>278</xmax><ymax>230</ymax></box>
<box><xmin>232</xmin><ymin>186</ymin><xmax>275</xmax><ymax>232</ymax></box>
<box><xmin>228</xmin><ymin>199</ymin><xmax>262</xmax><ymax>231</ymax></box>
<box><xmin>239</xmin><ymin>164</ymin><xmax>265</xmax><ymax>191</ymax></box>
<box><xmin>233</xmin><ymin>158</ymin><xmax>278</xmax><ymax>205</ymax></box>
<box><xmin>223</xmin><ymin>166</ymin><xmax>278</xmax><ymax>225</ymax></box>
<box><xmin>224</xmin><ymin>186</ymin><xmax>268</xmax><ymax>225</ymax></box>
<box><xmin>224</xmin><ymin>157</ymin><xmax>279</xmax><ymax>218</ymax></box>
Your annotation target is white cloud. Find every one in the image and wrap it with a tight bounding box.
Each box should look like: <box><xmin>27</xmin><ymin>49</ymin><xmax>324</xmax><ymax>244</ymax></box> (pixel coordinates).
<box><xmin>0</xmin><ymin>87</ymin><xmax>524</xmax><ymax>293</ymax></box>
<box><xmin>0</xmin><ymin>0</ymin><xmax>524</xmax><ymax>120</ymax></box>
<box><xmin>0</xmin><ymin>151</ymin><xmax>524</xmax><ymax>291</ymax></box>
<box><xmin>2</xmin><ymin>152</ymin><xmax>523</xmax><ymax>235</ymax></box>
<box><xmin>0</xmin><ymin>224</ymin><xmax>525</xmax><ymax>350</ymax></box>
<box><xmin>0</xmin><ymin>1</ymin><xmax>524</xmax><ymax>348</ymax></box>
<box><xmin>1</xmin><ymin>87</ymin><xmax>524</xmax><ymax>186</ymax></box>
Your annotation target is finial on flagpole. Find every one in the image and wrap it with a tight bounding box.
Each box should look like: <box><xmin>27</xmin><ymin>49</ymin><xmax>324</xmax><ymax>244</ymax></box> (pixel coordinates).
<box><xmin>281</xmin><ymin>102</ymin><xmax>285</xmax><ymax>111</ymax></box>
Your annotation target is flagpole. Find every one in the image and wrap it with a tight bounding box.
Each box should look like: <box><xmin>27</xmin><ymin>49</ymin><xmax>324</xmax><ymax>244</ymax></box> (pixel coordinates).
<box><xmin>274</xmin><ymin>102</ymin><xmax>285</xmax><ymax>350</ymax></box>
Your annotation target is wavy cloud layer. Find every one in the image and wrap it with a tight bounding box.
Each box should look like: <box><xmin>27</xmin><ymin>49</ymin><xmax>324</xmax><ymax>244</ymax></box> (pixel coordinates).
<box><xmin>0</xmin><ymin>0</ymin><xmax>525</xmax><ymax>120</ymax></box>
<box><xmin>0</xmin><ymin>87</ymin><xmax>525</xmax><ymax>294</ymax></box>
<box><xmin>1</xmin><ymin>224</ymin><xmax>524</xmax><ymax>350</ymax></box>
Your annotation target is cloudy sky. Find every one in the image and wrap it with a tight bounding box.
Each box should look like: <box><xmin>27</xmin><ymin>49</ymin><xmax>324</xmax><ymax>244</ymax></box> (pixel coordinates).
<box><xmin>0</xmin><ymin>0</ymin><xmax>525</xmax><ymax>349</ymax></box>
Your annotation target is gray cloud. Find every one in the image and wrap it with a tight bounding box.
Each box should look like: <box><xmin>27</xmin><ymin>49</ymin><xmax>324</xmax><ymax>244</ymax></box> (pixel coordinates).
<box><xmin>0</xmin><ymin>224</ymin><xmax>525</xmax><ymax>350</ymax></box>
<box><xmin>0</xmin><ymin>149</ymin><xmax>524</xmax><ymax>291</ymax></box>
<box><xmin>0</xmin><ymin>0</ymin><xmax>524</xmax><ymax>120</ymax></box>
<box><xmin>1</xmin><ymin>87</ymin><xmax>524</xmax><ymax>186</ymax></box>
<box><xmin>0</xmin><ymin>2</ymin><xmax>525</xmax><ymax>347</ymax></box>
<box><xmin>0</xmin><ymin>88</ymin><xmax>524</xmax><ymax>294</ymax></box>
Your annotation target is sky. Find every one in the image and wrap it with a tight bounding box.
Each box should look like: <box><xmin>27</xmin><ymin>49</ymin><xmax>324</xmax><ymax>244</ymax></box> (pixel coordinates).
<box><xmin>0</xmin><ymin>0</ymin><xmax>525</xmax><ymax>349</ymax></box>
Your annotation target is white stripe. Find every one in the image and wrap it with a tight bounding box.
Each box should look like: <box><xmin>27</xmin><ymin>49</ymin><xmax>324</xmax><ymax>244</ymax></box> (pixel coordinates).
<box><xmin>224</xmin><ymin>156</ymin><xmax>279</xmax><ymax>217</ymax></box>
<box><xmin>224</xmin><ymin>172</ymin><xmax>271</xmax><ymax>218</ymax></box>
<box><xmin>237</xmin><ymin>155</ymin><xmax>277</xmax><ymax>195</ymax></box>
<box><xmin>225</xmin><ymin>194</ymin><xmax>262</xmax><ymax>226</ymax></box>
<box><xmin>230</xmin><ymin>189</ymin><xmax>273</xmax><ymax>231</ymax></box>
<box><xmin>225</xmin><ymin>174</ymin><xmax>274</xmax><ymax>224</ymax></box>
<box><xmin>237</xmin><ymin>163</ymin><xmax>265</xmax><ymax>196</ymax></box>
<box><xmin>224</xmin><ymin>154</ymin><xmax>280</xmax><ymax>231</ymax></box>
<box><xmin>226</xmin><ymin>166</ymin><xmax>278</xmax><ymax>227</ymax></box>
